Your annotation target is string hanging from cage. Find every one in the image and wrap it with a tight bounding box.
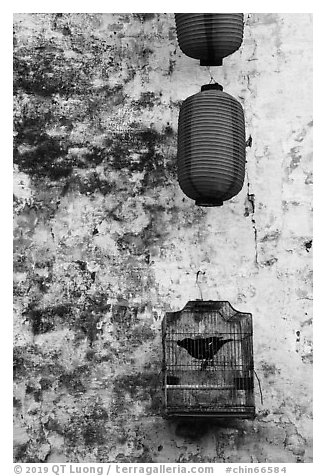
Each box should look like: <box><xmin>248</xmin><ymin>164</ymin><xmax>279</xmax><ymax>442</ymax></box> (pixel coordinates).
<box><xmin>254</xmin><ymin>369</ymin><xmax>264</xmax><ymax>405</ymax></box>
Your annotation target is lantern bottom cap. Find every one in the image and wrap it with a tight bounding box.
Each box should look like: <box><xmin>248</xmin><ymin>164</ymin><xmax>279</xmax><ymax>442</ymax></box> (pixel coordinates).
<box><xmin>200</xmin><ymin>58</ymin><xmax>223</xmax><ymax>66</ymax></box>
<box><xmin>195</xmin><ymin>199</ymin><xmax>224</xmax><ymax>207</ymax></box>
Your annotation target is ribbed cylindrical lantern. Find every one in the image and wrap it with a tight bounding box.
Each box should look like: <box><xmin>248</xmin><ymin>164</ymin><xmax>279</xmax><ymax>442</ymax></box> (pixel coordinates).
<box><xmin>177</xmin><ymin>83</ymin><xmax>246</xmax><ymax>207</ymax></box>
<box><xmin>175</xmin><ymin>14</ymin><xmax>244</xmax><ymax>66</ymax></box>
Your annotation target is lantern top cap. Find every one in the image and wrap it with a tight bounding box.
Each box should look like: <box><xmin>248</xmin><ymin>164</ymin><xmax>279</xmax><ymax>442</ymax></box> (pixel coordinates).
<box><xmin>201</xmin><ymin>83</ymin><xmax>223</xmax><ymax>92</ymax></box>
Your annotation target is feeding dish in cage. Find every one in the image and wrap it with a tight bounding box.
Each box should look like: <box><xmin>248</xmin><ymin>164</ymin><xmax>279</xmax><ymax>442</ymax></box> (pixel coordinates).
<box><xmin>162</xmin><ymin>300</ymin><xmax>255</xmax><ymax>419</ymax></box>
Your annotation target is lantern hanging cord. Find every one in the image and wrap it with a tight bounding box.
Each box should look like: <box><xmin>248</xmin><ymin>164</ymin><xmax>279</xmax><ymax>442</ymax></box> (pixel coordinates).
<box><xmin>207</xmin><ymin>66</ymin><xmax>218</xmax><ymax>84</ymax></box>
<box><xmin>196</xmin><ymin>271</ymin><xmax>205</xmax><ymax>300</ymax></box>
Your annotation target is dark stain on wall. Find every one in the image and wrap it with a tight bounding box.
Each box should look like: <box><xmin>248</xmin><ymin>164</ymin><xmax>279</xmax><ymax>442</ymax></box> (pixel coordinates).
<box><xmin>64</xmin><ymin>402</ymin><xmax>109</xmax><ymax>448</ymax></box>
<box><xmin>289</xmin><ymin>147</ymin><xmax>301</xmax><ymax>170</ymax></box>
<box><xmin>14</xmin><ymin>126</ymin><xmax>177</xmax><ymax>194</ymax></box>
<box><xmin>261</xmin><ymin>257</ymin><xmax>278</xmax><ymax>267</ymax></box>
<box><xmin>304</xmin><ymin>240</ymin><xmax>312</xmax><ymax>252</ymax></box>
<box><xmin>261</xmin><ymin>231</ymin><xmax>281</xmax><ymax>242</ymax></box>
<box><xmin>23</xmin><ymin>303</ymin><xmax>72</xmax><ymax>334</ymax></box>
<box><xmin>261</xmin><ymin>362</ymin><xmax>280</xmax><ymax>380</ymax></box>
<box><xmin>112</xmin><ymin>372</ymin><xmax>163</xmax><ymax>416</ymax></box>
<box><xmin>133</xmin><ymin>14</ymin><xmax>156</xmax><ymax>22</ymax></box>
<box><xmin>14</xmin><ymin>345</ymin><xmax>63</xmax><ymax>381</ymax></box>
<box><xmin>59</xmin><ymin>365</ymin><xmax>90</xmax><ymax>394</ymax></box>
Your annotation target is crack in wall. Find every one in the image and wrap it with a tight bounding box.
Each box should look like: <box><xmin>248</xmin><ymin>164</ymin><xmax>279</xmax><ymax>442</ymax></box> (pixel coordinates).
<box><xmin>245</xmin><ymin>163</ymin><xmax>259</xmax><ymax>268</ymax></box>
<box><xmin>244</xmin><ymin>45</ymin><xmax>259</xmax><ymax>268</ymax></box>
<box><xmin>252</xmin><ymin>217</ymin><xmax>259</xmax><ymax>267</ymax></box>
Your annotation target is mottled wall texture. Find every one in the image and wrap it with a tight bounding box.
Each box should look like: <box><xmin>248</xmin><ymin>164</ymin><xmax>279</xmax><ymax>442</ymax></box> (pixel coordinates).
<box><xmin>13</xmin><ymin>13</ymin><xmax>313</xmax><ymax>463</ymax></box>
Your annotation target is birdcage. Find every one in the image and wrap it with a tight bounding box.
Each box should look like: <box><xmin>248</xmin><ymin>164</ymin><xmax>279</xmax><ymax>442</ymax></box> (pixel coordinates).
<box><xmin>162</xmin><ymin>300</ymin><xmax>255</xmax><ymax>418</ymax></box>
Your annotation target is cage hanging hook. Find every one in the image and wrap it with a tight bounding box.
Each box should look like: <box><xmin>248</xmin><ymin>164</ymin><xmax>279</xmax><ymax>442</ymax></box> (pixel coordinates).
<box><xmin>196</xmin><ymin>270</ymin><xmax>205</xmax><ymax>300</ymax></box>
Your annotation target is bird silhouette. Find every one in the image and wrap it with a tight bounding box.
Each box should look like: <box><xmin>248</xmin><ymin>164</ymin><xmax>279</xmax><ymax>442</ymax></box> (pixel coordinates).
<box><xmin>177</xmin><ymin>336</ymin><xmax>232</xmax><ymax>369</ymax></box>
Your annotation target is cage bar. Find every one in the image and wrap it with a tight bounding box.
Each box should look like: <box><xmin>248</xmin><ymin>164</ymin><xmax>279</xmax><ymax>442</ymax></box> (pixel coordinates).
<box><xmin>162</xmin><ymin>300</ymin><xmax>255</xmax><ymax>419</ymax></box>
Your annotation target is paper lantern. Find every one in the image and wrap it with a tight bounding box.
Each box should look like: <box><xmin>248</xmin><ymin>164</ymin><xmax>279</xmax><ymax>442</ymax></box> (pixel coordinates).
<box><xmin>177</xmin><ymin>83</ymin><xmax>246</xmax><ymax>206</ymax></box>
<box><xmin>175</xmin><ymin>13</ymin><xmax>244</xmax><ymax>66</ymax></box>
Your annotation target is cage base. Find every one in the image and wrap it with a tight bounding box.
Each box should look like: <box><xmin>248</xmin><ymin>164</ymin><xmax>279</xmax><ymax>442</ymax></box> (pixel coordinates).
<box><xmin>164</xmin><ymin>409</ymin><xmax>256</xmax><ymax>420</ymax></box>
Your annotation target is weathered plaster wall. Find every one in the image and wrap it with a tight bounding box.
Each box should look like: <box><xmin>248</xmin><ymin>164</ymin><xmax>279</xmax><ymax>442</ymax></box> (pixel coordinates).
<box><xmin>13</xmin><ymin>13</ymin><xmax>313</xmax><ymax>463</ymax></box>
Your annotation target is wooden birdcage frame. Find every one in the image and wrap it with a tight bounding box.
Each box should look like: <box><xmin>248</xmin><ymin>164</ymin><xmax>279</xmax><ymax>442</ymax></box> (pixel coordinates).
<box><xmin>162</xmin><ymin>300</ymin><xmax>255</xmax><ymax>419</ymax></box>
